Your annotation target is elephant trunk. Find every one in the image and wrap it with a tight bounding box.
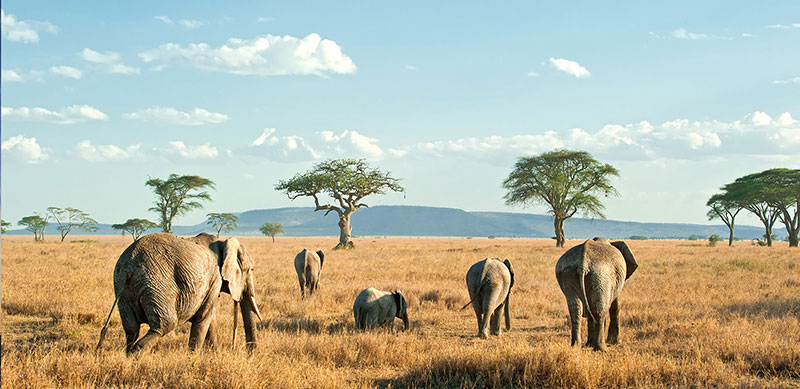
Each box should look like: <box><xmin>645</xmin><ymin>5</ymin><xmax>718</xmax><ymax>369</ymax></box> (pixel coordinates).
<box><xmin>239</xmin><ymin>294</ymin><xmax>258</xmax><ymax>351</ymax></box>
<box><xmin>504</xmin><ymin>289</ymin><xmax>511</xmax><ymax>331</ymax></box>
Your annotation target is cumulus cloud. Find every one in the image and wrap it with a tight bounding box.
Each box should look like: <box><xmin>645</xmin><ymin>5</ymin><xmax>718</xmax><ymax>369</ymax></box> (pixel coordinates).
<box><xmin>165</xmin><ymin>141</ymin><xmax>219</xmax><ymax>159</ymax></box>
<box><xmin>250</xmin><ymin>128</ymin><xmax>320</xmax><ymax>162</ymax></box>
<box><xmin>122</xmin><ymin>106</ymin><xmax>229</xmax><ymax>125</ymax></box>
<box><xmin>75</xmin><ymin>140</ymin><xmax>141</xmax><ymax>162</ymax></box>
<box><xmin>139</xmin><ymin>33</ymin><xmax>357</xmax><ymax>76</ymax></box>
<box><xmin>772</xmin><ymin>76</ymin><xmax>800</xmax><ymax>85</ymax></box>
<box><xmin>1</xmin><ymin>69</ymin><xmax>24</xmax><ymax>82</ymax></box>
<box><xmin>50</xmin><ymin>65</ymin><xmax>83</xmax><ymax>79</ymax></box>
<box><xmin>2</xmin><ymin>134</ymin><xmax>49</xmax><ymax>163</ymax></box>
<box><xmin>1</xmin><ymin>9</ymin><xmax>57</xmax><ymax>43</ymax></box>
<box><xmin>319</xmin><ymin>130</ymin><xmax>384</xmax><ymax>159</ymax></box>
<box><xmin>672</xmin><ymin>28</ymin><xmax>708</xmax><ymax>40</ymax></box>
<box><xmin>178</xmin><ymin>19</ymin><xmax>203</xmax><ymax>29</ymax></box>
<box><xmin>1</xmin><ymin>105</ymin><xmax>109</xmax><ymax>124</ymax></box>
<box><xmin>548</xmin><ymin>58</ymin><xmax>590</xmax><ymax>78</ymax></box>
<box><xmin>80</xmin><ymin>48</ymin><xmax>140</xmax><ymax>74</ymax></box>
<box><xmin>248</xmin><ymin>128</ymin><xmax>387</xmax><ymax>162</ymax></box>
<box><xmin>155</xmin><ymin>15</ymin><xmax>173</xmax><ymax>24</ymax></box>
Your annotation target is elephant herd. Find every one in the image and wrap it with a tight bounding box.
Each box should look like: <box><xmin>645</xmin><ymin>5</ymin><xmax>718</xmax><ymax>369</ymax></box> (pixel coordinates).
<box><xmin>96</xmin><ymin>233</ymin><xmax>637</xmax><ymax>355</ymax></box>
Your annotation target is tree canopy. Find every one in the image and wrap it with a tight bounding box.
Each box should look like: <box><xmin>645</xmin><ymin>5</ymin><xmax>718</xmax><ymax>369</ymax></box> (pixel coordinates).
<box><xmin>146</xmin><ymin>174</ymin><xmax>215</xmax><ymax>233</ymax></box>
<box><xmin>259</xmin><ymin>222</ymin><xmax>284</xmax><ymax>243</ymax></box>
<box><xmin>112</xmin><ymin>218</ymin><xmax>159</xmax><ymax>241</ymax></box>
<box><xmin>18</xmin><ymin>215</ymin><xmax>48</xmax><ymax>241</ymax></box>
<box><xmin>275</xmin><ymin>158</ymin><xmax>404</xmax><ymax>248</ymax></box>
<box><xmin>47</xmin><ymin>207</ymin><xmax>98</xmax><ymax>242</ymax></box>
<box><xmin>207</xmin><ymin>213</ymin><xmax>238</xmax><ymax>237</ymax></box>
<box><xmin>502</xmin><ymin>149</ymin><xmax>619</xmax><ymax>247</ymax></box>
<box><xmin>1</xmin><ymin>219</ymin><xmax>10</xmax><ymax>234</ymax></box>
<box><xmin>705</xmin><ymin>193</ymin><xmax>743</xmax><ymax>246</ymax></box>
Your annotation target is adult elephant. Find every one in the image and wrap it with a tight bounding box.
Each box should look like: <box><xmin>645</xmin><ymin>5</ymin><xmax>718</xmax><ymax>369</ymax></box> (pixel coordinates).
<box><xmin>294</xmin><ymin>249</ymin><xmax>324</xmax><ymax>298</ymax></box>
<box><xmin>463</xmin><ymin>258</ymin><xmax>515</xmax><ymax>339</ymax></box>
<box><xmin>353</xmin><ymin>288</ymin><xmax>409</xmax><ymax>331</ymax></box>
<box><xmin>96</xmin><ymin>233</ymin><xmax>263</xmax><ymax>355</ymax></box>
<box><xmin>555</xmin><ymin>237</ymin><xmax>638</xmax><ymax>351</ymax></box>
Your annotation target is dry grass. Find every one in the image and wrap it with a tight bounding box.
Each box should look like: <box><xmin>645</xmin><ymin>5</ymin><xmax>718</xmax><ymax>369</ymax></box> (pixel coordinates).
<box><xmin>2</xmin><ymin>235</ymin><xmax>799</xmax><ymax>388</ymax></box>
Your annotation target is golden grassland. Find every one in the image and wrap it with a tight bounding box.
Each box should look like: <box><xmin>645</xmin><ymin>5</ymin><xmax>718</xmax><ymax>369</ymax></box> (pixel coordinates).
<box><xmin>2</xmin><ymin>234</ymin><xmax>799</xmax><ymax>388</ymax></box>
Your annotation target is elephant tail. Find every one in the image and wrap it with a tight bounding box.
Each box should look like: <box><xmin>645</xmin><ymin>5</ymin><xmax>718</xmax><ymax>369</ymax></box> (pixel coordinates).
<box><xmin>578</xmin><ymin>260</ymin><xmax>596</xmax><ymax>322</ymax></box>
<box><xmin>460</xmin><ymin>283</ymin><xmax>485</xmax><ymax>311</ymax></box>
<box><xmin>96</xmin><ymin>292</ymin><xmax>121</xmax><ymax>353</ymax></box>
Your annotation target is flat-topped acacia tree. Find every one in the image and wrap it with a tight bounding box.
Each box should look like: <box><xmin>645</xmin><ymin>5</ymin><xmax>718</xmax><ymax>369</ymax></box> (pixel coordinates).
<box><xmin>276</xmin><ymin>158</ymin><xmax>404</xmax><ymax>249</ymax></box>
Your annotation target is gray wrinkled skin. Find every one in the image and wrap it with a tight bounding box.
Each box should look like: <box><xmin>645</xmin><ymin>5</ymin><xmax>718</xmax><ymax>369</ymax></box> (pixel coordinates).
<box><xmin>294</xmin><ymin>249</ymin><xmax>324</xmax><ymax>298</ymax></box>
<box><xmin>353</xmin><ymin>288</ymin><xmax>409</xmax><ymax>331</ymax></box>
<box><xmin>555</xmin><ymin>237</ymin><xmax>638</xmax><ymax>351</ymax></box>
<box><xmin>465</xmin><ymin>258</ymin><xmax>514</xmax><ymax>339</ymax></box>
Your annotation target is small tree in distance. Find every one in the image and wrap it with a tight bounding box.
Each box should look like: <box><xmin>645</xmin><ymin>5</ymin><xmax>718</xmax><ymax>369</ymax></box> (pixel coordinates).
<box><xmin>502</xmin><ymin>149</ymin><xmax>619</xmax><ymax>248</ymax></box>
<box><xmin>1</xmin><ymin>219</ymin><xmax>10</xmax><ymax>234</ymax></box>
<box><xmin>47</xmin><ymin>207</ymin><xmax>99</xmax><ymax>242</ymax></box>
<box><xmin>708</xmin><ymin>234</ymin><xmax>720</xmax><ymax>247</ymax></box>
<box><xmin>276</xmin><ymin>158</ymin><xmax>404</xmax><ymax>249</ymax></box>
<box><xmin>207</xmin><ymin>213</ymin><xmax>238</xmax><ymax>237</ymax></box>
<box><xmin>260</xmin><ymin>222</ymin><xmax>284</xmax><ymax>243</ymax></box>
<box><xmin>146</xmin><ymin>174</ymin><xmax>215</xmax><ymax>233</ymax></box>
<box><xmin>706</xmin><ymin>193</ymin><xmax>743</xmax><ymax>247</ymax></box>
<box><xmin>112</xmin><ymin>218</ymin><xmax>159</xmax><ymax>241</ymax></box>
<box><xmin>18</xmin><ymin>215</ymin><xmax>48</xmax><ymax>241</ymax></box>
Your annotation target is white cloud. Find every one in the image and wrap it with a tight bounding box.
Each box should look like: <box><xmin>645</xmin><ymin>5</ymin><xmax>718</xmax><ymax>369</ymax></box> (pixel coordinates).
<box><xmin>750</xmin><ymin>111</ymin><xmax>773</xmax><ymax>126</ymax></box>
<box><xmin>1</xmin><ymin>105</ymin><xmax>109</xmax><ymax>124</ymax></box>
<box><xmin>50</xmin><ymin>65</ymin><xmax>83</xmax><ymax>79</ymax></box>
<box><xmin>2</xmin><ymin>135</ymin><xmax>49</xmax><ymax>163</ymax></box>
<box><xmin>122</xmin><ymin>107</ymin><xmax>229</xmax><ymax>125</ymax></box>
<box><xmin>165</xmin><ymin>141</ymin><xmax>219</xmax><ymax>159</ymax></box>
<box><xmin>319</xmin><ymin>130</ymin><xmax>384</xmax><ymax>159</ymax></box>
<box><xmin>178</xmin><ymin>19</ymin><xmax>203</xmax><ymax>29</ymax></box>
<box><xmin>766</xmin><ymin>24</ymin><xmax>793</xmax><ymax>29</ymax></box>
<box><xmin>256</xmin><ymin>16</ymin><xmax>274</xmax><ymax>23</ymax></box>
<box><xmin>772</xmin><ymin>76</ymin><xmax>800</xmax><ymax>85</ymax></box>
<box><xmin>139</xmin><ymin>33</ymin><xmax>357</xmax><ymax>76</ymax></box>
<box><xmin>548</xmin><ymin>58</ymin><xmax>590</xmax><ymax>78</ymax></box>
<box><xmin>155</xmin><ymin>15</ymin><xmax>173</xmax><ymax>24</ymax></box>
<box><xmin>1</xmin><ymin>69</ymin><xmax>24</xmax><ymax>82</ymax></box>
<box><xmin>250</xmin><ymin>128</ymin><xmax>320</xmax><ymax>162</ymax></box>
<box><xmin>79</xmin><ymin>48</ymin><xmax>140</xmax><ymax>74</ymax></box>
<box><xmin>1</xmin><ymin>9</ymin><xmax>57</xmax><ymax>43</ymax></box>
<box><xmin>527</xmin><ymin>71</ymin><xmax>540</xmax><ymax>77</ymax></box>
<box><xmin>75</xmin><ymin>140</ymin><xmax>141</xmax><ymax>162</ymax></box>
<box><xmin>672</xmin><ymin>28</ymin><xmax>708</xmax><ymax>40</ymax></box>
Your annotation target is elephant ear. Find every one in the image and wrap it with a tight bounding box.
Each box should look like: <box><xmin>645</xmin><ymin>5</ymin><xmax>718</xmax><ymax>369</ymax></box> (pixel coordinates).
<box><xmin>393</xmin><ymin>290</ymin><xmax>405</xmax><ymax>317</ymax></box>
<box><xmin>316</xmin><ymin>250</ymin><xmax>325</xmax><ymax>269</ymax></box>
<box><xmin>221</xmin><ymin>238</ymin><xmax>244</xmax><ymax>302</ymax></box>
<box><xmin>611</xmin><ymin>241</ymin><xmax>638</xmax><ymax>279</ymax></box>
<box><xmin>503</xmin><ymin>259</ymin><xmax>515</xmax><ymax>289</ymax></box>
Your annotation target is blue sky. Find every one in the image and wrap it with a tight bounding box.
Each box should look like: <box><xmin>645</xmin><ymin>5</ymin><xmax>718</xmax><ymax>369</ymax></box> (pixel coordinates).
<box><xmin>2</xmin><ymin>1</ymin><xmax>799</xmax><ymax>229</ymax></box>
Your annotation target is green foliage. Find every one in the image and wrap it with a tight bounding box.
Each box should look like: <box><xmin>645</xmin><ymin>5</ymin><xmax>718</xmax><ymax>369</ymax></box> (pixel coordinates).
<box><xmin>628</xmin><ymin>235</ymin><xmax>648</xmax><ymax>240</ymax></box>
<box><xmin>259</xmin><ymin>222</ymin><xmax>285</xmax><ymax>243</ymax></box>
<box><xmin>112</xmin><ymin>218</ymin><xmax>159</xmax><ymax>241</ymax></box>
<box><xmin>1</xmin><ymin>219</ymin><xmax>10</xmax><ymax>234</ymax></box>
<box><xmin>146</xmin><ymin>174</ymin><xmax>215</xmax><ymax>233</ymax></box>
<box><xmin>488</xmin><ymin>235</ymin><xmax>496</xmax><ymax>239</ymax></box>
<box><xmin>207</xmin><ymin>213</ymin><xmax>238</xmax><ymax>237</ymax></box>
<box><xmin>687</xmin><ymin>235</ymin><xmax>700</xmax><ymax>241</ymax></box>
<box><xmin>47</xmin><ymin>207</ymin><xmax>98</xmax><ymax>242</ymax></box>
<box><xmin>502</xmin><ymin>149</ymin><xmax>619</xmax><ymax>247</ymax></box>
<box><xmin>708</xmin><ymin>233</ymin><xmax>720</xmax><ymax>247</ymax></box>
<box><xmin>18</xmin><ymin>215</ymin><xmax>48</xmax><ymax>241</ymax></box>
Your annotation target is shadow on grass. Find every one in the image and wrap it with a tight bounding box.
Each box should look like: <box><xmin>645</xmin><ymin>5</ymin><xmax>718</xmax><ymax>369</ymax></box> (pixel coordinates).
<box><xmin>723</xmin><ymin>296</ymin><xmax>800</xmax><ymax>319</ymax></box>
<box><xmin>257</xmin><ymin>317</ymin><xmax>349</xmax><ymax>335</ymax></box>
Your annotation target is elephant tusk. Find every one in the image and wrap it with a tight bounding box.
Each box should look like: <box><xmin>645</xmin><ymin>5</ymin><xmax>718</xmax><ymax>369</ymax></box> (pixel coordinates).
<box><xmin>232</xmin><ymin>300</ymin><xmax>239</xmax><ymax>347</ymax></box>
<box><xmin>249</xmin><ymin>294</ymin><xmax>264</xmax><ymax>321</ymax></box>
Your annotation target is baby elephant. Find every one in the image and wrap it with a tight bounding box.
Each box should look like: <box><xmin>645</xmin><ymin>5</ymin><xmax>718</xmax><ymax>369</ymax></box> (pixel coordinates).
<box><xmin>556</xmin><ymin>237</ymin><xmax>638</xmax><ymax>351</ymax></box>
<box><xmin>464</xmin><ymin>258</ymin><xmax>515</xmax><ymax>339</ymax></box>
<box><xmin>294</xmin><ymin>249</ymin><xmax>324</xmax><ymax>298</ymax></box>
<box><xmin>353</xmin><ymin>288</ymin><xmax>409</xmax><ymax>331</ymax></box>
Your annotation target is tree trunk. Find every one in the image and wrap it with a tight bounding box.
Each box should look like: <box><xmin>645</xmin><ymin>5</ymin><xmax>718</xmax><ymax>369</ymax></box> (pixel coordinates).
<box><xmin>554</xmin><ymin>217</ymin><xmax>565</xmax><ymax>248</ymax></box>
<box><xmin>271</xmin><ymin>236</ymin><xmax>275</xmax><ymax>243</ymax></box>
<box><xmin>727</xmin><ymin>222</ymin><xmax>734</xmax><ymax>247</ymax></box>
<box><xmin>765</xmin><ymin>224</ymin><xmax>773</xmax><ymax>247</ymax></box>
<box><xmin>336</xmin><ymin>215</ymin><xmax>354</xmax><ymax>249</ymax></box>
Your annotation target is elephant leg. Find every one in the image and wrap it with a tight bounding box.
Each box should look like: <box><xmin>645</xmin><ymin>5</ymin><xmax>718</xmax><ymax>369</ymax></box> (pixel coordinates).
<box><xmin>593</xmin><ymin>315</ymin><xmax>607</xmax><ymax>352</ymax></box>
<box><xmin>585</xmin><ymin>315</ymin><xmax>597</xmax><ymax>348</ymax></box>
<box><xmin>298</xmin><ymin>276</ymin><xmax>306</xmax><ymax>299</ymax></box>
<box><xmin>128</xmin><ymin>329</ymin><xmax>162</xmax><ymax>356</ymax></box>
<box><xmin>567</xmin><ymin>298</ymin><xmax>583</xmax><ymax>347</ymax></box>
<box><xmin>490</xmin><ymin>305</ymin><xmax>503</xmax><ymax>336</ymax></box>
<box><xmin>607</xmin><ymin>298</ymin><xmax>620</xmax><ymax>344</ymax></box>
<box><xmin>118</xmin><ymin>302</ymin><xmax>141</xmax><ymax>353</ymax></box>
<box><xmin>204</xmin><ymin>311</ymin><xmax>218</xmax><ymax>349</ymax></box>
<box><xmin>479</xmin><ymin>299</ymin><xmax>492</xmax><ymax>339</ymax></box>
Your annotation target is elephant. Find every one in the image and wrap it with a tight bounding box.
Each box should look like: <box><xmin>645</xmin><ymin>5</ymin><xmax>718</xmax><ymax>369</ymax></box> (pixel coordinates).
<box><xmin>555</xmin><ymin>237</ymin><xmax>638</xmax><ymax>351</ymax></box>
<box><xmin>463</xmin><ymin>258</ymin><xmax>515</xmax><ymax>339</ymax></box>
<box><xmin>294</xmin><ymin>249</ymin><xmax>324</xmax><ymax>298</ymax></box>
<box><xmin>96</xmin><ymin>233</ymin><xmax>263</xmax><ymax>355</ymax></box>
<box><xmin>353</xmin><ymin>288</ymin><xmax>409</xmax><ymax>331</ymax></box>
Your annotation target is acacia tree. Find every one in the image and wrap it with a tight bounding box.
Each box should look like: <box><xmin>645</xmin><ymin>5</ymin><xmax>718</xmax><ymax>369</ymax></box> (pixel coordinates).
<box><xmin>47</xmin><ymin>207</ymin><xmax>99</xmax><ymax>242</ymax></box>
<box><xmin>706</xmin><ymin>194</ymin><xmax>743</xmax><ymax>247</ymax></box>
<box><xmin>1</xmin><ymin>219</ymin><xmax>10</xmax><ymax>234</ymax></box>
<box><xmin>207</xmin><ymin>213</ymin><xmax>238</xmax><ymax>237</ymax></box>
<box><xmin>722</xmin><ymin>176</ymin><xmax>780</xmax><ymax>247</ymax></box>
<box><xmin>748</xmin><ymin>169</ymin><xmax>800</xmax><ymax>247</ymax></box>
<box><xmin>112</xmin><ymin>218</ymin><xmax>159</xmax><ymax>241</ymax></box>
<box><xmin>276</xmin><ymin>159</ymin><xmax>404</xmax><ymax>249</ymax></box>
<box><xmin>146</xmin><ymin>174</ymin><xmax>215</xmax><ymax>233</ymax></box>
<box><xmin>259</xmin><ymin>222</ymin><xmax>284</xmax><ymax>243</ymax></box>
<box><xmin>18</xmin><ymin>215</ymin><xmax>48</xmax><ymax>241</ymax></box>
<box><xmin>502</xmin><ymin>149</ymin><xmax>619</xmax><ymax>248</ymax></box>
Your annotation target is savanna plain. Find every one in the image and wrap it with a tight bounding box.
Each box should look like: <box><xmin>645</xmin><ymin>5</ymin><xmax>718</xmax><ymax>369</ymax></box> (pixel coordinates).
<box><xmin>2</xmin><ymin>235</ymin><xmax>799</xmax><ymax>388</ymax></box>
